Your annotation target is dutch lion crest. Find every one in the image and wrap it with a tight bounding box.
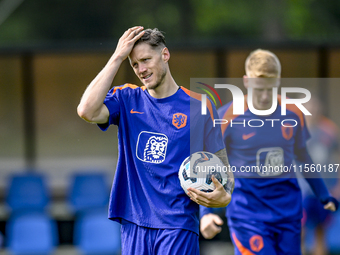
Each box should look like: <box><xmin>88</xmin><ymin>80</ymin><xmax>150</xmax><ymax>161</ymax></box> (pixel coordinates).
<box><xmin>172</xmin><ymin>113</ymin><xmax>187</xmax><ymax>129</ymax></box>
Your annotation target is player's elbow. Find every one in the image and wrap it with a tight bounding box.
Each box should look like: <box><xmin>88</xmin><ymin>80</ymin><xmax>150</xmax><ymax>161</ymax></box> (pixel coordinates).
<box><xmin>77</xmin><ymin>103</ymin><xmax>94</xmax><ymax>122</ymax></box>
<box><xmin>77</xmin><ymin>103</ymin><xmax>109</xmax><ymax>124</ymax></box>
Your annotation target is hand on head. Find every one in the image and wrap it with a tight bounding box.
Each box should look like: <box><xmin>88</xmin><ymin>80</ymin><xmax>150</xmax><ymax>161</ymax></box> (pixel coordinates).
<box><xmin>114</xmin><ymin>26</ymin><xmax>145</xmax><ymax>61</ymax></box>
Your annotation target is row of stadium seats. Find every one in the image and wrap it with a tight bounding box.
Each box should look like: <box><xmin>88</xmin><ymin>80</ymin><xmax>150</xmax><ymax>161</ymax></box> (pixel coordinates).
<box><xmin>2</xmin><ymin>173</ymin><xmax>121</xmax><ymax>255</ymax></box>
<box><xmin>3</xmin><ymin>172</ymin><xmax>340</xmax><ymax>254</ymax></box>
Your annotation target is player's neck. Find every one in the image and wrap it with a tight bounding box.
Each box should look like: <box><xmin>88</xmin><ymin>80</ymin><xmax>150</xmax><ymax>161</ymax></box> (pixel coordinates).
<box><xmin>148</xmin><ymin>73</ymin><xmax>179</xmax><ymax>99</ymax></box>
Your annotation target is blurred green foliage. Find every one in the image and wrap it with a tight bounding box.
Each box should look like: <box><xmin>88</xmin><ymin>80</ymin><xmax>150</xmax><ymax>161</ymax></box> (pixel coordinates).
<box><xmin>0</xmin><ymin>0</ymin><xmax>340</xmax><ymax>45</ymax></box>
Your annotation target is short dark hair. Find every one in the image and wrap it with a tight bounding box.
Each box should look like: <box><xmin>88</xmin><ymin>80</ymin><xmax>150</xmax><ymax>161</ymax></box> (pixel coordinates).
<box><xmin>134</xmin><ymin>28</ymin><xmax>166</xmax><ymax>49</ymax></box>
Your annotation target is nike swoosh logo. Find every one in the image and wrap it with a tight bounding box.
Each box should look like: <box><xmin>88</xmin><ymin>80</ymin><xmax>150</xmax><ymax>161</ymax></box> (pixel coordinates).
<box><xmin>242</xmin><ymin>132</ymin><xmax>256</xmax><ymax>140</ymax></box>
<box><xmin>130</xmin><ymin>109</ymin><xmax>144</xmax><ymax>114</ymax></box>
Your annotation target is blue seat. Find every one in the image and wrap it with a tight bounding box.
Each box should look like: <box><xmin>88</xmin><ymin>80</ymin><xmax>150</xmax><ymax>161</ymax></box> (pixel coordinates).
<box><xmin>6</xmin><ymin>211</ymin><xmax>58</xmax><ymax>255</ymax></box>
<box><xmin>6</xmin><ymin>173</ymin><xmax>49</xmax><ymax>212</ymax></box>
<box><xmin>74</xmin><ymin>209</ymin><xmax>121</xmax><ymax>255</ymax></box>
<box><xmin>68</xmin><ymin>173</ymin><xmax>109</xmax><ymax>213</ymax></box>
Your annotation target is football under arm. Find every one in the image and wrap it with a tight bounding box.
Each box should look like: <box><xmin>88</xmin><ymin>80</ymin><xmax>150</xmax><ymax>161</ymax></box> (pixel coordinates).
<box><xmin>214</xmin><ymin>148</ymin><xmax>235</xmax><ymax>195</ymax></box>
<box><xmin>200</xmin><ymin>148</ymin><xmax>233</xmax><ymax>219</ymax></box>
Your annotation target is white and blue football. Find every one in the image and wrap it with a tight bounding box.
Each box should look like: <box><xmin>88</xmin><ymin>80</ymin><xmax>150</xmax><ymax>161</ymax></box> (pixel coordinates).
<box><xmin>178</xmin><ymin>151</ymin><xmax>228</xmax><ymax>195</ymax></box>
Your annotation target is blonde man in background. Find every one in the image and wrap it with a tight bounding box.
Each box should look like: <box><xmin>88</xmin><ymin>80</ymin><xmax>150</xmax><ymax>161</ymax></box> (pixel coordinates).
<box><xmin>198</xmin><ymin>49</ymin><xmax>338</xmax><ymax>255</ymax></box>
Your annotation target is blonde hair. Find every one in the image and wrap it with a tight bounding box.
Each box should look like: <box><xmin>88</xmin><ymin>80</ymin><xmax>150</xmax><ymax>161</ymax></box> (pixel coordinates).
<box><xmin>245</xmin><ymin>49</ymin><xmax>281</xmax><ymax>78</ymax></box>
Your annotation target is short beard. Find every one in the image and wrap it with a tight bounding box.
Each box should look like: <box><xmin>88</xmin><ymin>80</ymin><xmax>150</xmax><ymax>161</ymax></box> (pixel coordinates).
<box><xmin>145</xmin><ymin>67</ymin><xmax>167</xmax><ymax>91</ymax></box>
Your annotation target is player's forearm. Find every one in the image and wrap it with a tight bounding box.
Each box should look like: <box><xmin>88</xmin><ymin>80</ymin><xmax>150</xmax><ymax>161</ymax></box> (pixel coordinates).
<box><xmin>215</xmin><ymin>148</ymin><xmax>235</xmax><ymax>195</ymax></box>
<box><xmin>77</xmin><ymin>55</ymin><xmax>123</xmax><ymax>122</ymax></box>
<box><xmin>297</xmin><ymin>147</ymin><xmax>332</xmax><ymax>200</ymax></box>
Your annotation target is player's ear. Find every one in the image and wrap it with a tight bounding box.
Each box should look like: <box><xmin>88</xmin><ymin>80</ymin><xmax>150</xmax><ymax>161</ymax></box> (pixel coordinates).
<box><xmin>161</xmin><ymin>47</ymin><xmax>170</xmax><ymax>63</ymax></box>
<box><xmin>243</xmin><ymin>75</ymin><xmax>249</xmax><ymax>89</ymax></box>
